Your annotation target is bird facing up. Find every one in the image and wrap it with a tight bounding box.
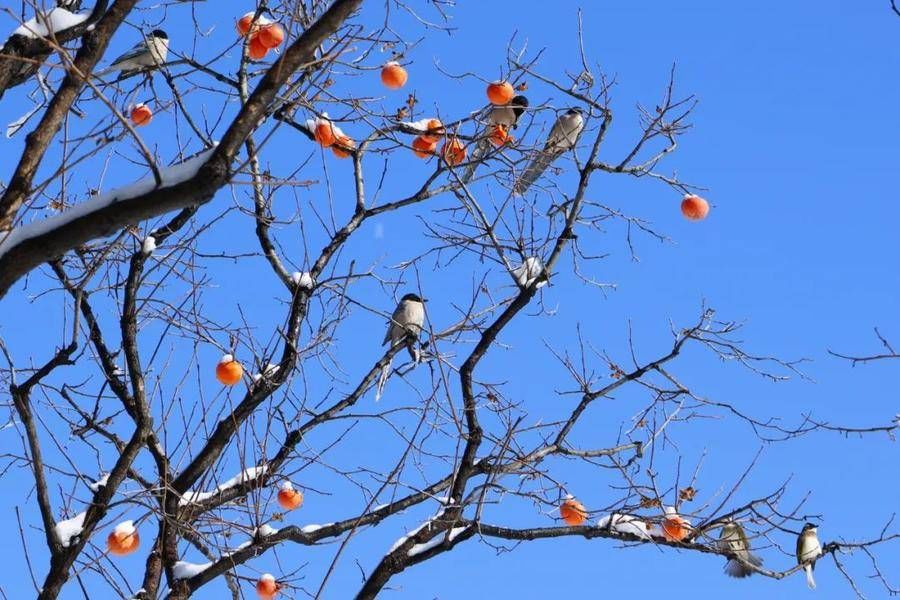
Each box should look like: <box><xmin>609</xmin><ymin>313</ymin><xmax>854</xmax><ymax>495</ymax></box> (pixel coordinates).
<box><xmin>796</xmin><ymin>522</ymin><xmax>823</xmax><ymax>590</ymax></box>
<box><xmin>98</xmin><ymin>29</ymin><xmax>169</xmax><ymax>77</ymax></box>
<box><xmin>718</xmin><ymin>519</ymin><xmax>763</xmax><ymax>578</ymax></box>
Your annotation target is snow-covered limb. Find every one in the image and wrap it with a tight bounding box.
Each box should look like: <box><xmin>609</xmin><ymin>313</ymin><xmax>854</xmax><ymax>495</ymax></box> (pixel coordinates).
<box><xmin>0</xmin><ymin>147</ymin><xmax>217</xmax><ymax>262</ymax></box>
<box><xmin>179</xmin><ymin>465</ymin><xmax>268</xmax><ymax>506</ymax></box>
<box><xmin>172</xmin><ymin>560</ymin><xmax>213</xmax><ymax>580</ymax></box>
<box><xmin>597</xmin><ymin>513</ymin><xmax>651</xmax><ymax>539</ymax></box>
<box><xmin>9</xmin><ymin>8</ymin><xmax>89</xmax><ymax>39</ymax></box>
<box><xmin>300</xmin><ymin>522</ymin><xmax>333</xmax><ymax>534</ymax></box>
<box><xmin>407</xmin><ymin>526</ymin><xmax>470</xmax><ymax>557</ymax></box>
<box><xmin>53</xmin><ymin>511</ymin><xmax>86</xmax><ymax>547</ymax></box>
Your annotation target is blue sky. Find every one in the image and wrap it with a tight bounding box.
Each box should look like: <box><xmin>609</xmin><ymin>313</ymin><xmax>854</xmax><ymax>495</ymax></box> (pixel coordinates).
<box><xmin>1</xmin><ymin>1</ymin><xmax>898</xmax><ymax>598</ymax></box>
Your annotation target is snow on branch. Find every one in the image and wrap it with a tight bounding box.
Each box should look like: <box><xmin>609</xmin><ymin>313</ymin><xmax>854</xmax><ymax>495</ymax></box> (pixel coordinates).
<box><xmin>9</xmin><ymin>8</ymin><xmax>89</xmax><ymax>39</ymax></box>
<box><xmin>0</xmin><ymin>147</ymin><xmax>216</xmax><ymax>262</ymax></box>
<box><xmin>179</xmin><ymin>464</ymin><xmax>268</xmax><ymax>506</ymax></box>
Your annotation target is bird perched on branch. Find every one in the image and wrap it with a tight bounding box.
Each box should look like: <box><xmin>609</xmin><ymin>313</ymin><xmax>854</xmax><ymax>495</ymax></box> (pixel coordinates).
<box><xmin>461</xmin><ymin>96</ymin><xmax>529</xmax><ymax>183</ymax></box>
<box><xmin>513</xmin><ymin>107</ymin><xmax>584</xmax><ymax>195</ymax></box>
<box><xmin>488</xmin><ymin>95</ymin><xmax>529</xmax><ymax>130</ymax></box>
<box><xmin>376</xmin><ymin>293</ymin><xmax>426</xmax><ymax>400</ymax></box>
<box><xmin>718</xmin><ymin>519</ymin><xmax>763</xmax><ymax>578</ymax></box>
<box><xmin>796</xmin><ymin>522</ymin><xmax>823</xmax><ymax>589</ymax></box>
<box><xmin>96</xmin><ymin>30</ymin><xmax>169</xmax><ymax>77</ymax></box>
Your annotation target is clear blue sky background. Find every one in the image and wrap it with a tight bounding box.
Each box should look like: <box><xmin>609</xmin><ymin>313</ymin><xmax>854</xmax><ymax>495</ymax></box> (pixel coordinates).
<box><xmin>1</xmin><ymin>1</ymin><xmax>898</xmax><ymax>599</ymax></box>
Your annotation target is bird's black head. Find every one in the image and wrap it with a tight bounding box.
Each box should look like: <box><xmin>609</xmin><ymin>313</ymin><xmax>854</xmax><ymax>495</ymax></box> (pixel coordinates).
<box><xmin>565</xmin><ymin>107</ymin><xmax>583</xmax><ymax>116</ymax></box>
<box><xmin>802</xmin><ymin>523</ymin><xmax>818</xmax><ymax>531</ymax></box>
<box><xmin>511</xmin><ymin>95</ymin><xmax>529</xmax><ymax>120</ymax></box>
<box><xmin>150</xmin><ymin>30</ymin><xmax>168</xmax><ymax>40</ymax></box>
<box><xmin>401</xmin><ymin>293</ymin><xmax>425</xmax><ymax>303</ymax></box>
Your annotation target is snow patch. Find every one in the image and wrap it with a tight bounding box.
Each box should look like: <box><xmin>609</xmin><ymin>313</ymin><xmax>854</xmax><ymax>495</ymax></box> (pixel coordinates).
<box><xmin>179</xmin><ymin>465</ymin><xmax>268</xmax><ymax>506</ymax></box>
<box><xmin>300</xmin><ymin>522</ymin><xmax>332</xmax><ymax>534</ymax></box>
<box><xmin>218</xmin><ymin>353</ymin><xmax>234</xmax><ymax>365</ymax></box>
<box><xmin>597</xmin><ymin>513</ymin><xmax>651</xmax><ymax>539</ymax></box>
<box><xmin>512</xmin><ymin>256</ymin><xmax>547</xmax><ymax>288</ymax></box>
<box><xmin>0</xmin><ymin>147</ymin><xmax>217</xmax><ymax>261</ymax></box>
<box><xmin>54</xmin><ymin>511</ymin><xmax>86</xmax><ymax>547</ymax></box>
<box><xmin>88</xmin><ymin>473</ymin><xmax>109</xmax><ymax>492</ymax></box>
<box><xmin>172</xmin><ymin>560</ymin><xmax>212</xmax><ymax>580</ymax></box>
<box><xmin>407</xmin><ymin>527</ymin><xmax>468</xmax><ymax>557</ymax></box>
<box><xmin>290</xmin><ymin>271</ymin><xmax>314</xmax><ymax>289</ymax></box>
<box><xmin>11</xmin><ymin>8</ymin><xmax>88</xmax><ymax>39</ymax></box>
<box><xmin>113</xmin><ymin>520</ymin><xmax>136</xmax><ymax>536</ymax></box>
<box><xmin>256</xmin><ymin>523</ymin><xmax>279</xmax><ymax>537</ymax></box>
<box><xmin>141</xmin><ymin>236</ymin><xmax>156</xmax><ymax>254</ymax></box>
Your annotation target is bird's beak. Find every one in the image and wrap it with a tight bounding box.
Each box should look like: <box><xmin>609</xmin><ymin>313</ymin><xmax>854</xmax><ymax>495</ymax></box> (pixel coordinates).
<box><xmin>422</xmin><ymin>298</ymin><xmax>429</xmax><ymax>302</ymax></box>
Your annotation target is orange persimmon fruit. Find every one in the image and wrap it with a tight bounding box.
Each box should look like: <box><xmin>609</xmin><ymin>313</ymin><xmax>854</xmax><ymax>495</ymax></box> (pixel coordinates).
<box><xmin>412</xmin><ymin>135</ymin><xmax>437</xmax><ymax>158</ymax></box>
<box><xmin>314</xmin><ymin>119</ymin><xmax>337</xmax><ymax>147</ymax></box>
<box><xmin>216</xmin><ymin>355</ymin><xmax>243</xmax><ymax>386</ymax></box>
<box><xmin>680</xmin><ymin>194</ymin><xmax>709</xmax><ymax>221</ymax></box>
<box><xmin>276</xmin><ymin>481</ymin><xmax>304</xmax><ymax>511</ymax></box>
<box><xmin>489</xmin><ymin>124</ymin><xmax>511</xmax><ymax>147</ymax></box>
<box><xmin>248</xmin><ymin>35</ymin><xmax>269</xmax><ymax>60</ymax></box>
<box><xmin>381</xmin><ymin>61</ymin><xmax>408</xmax><ymax>90</ymax></box>
<box><xmin>441</xmin><ymin>137</ymin><xmax>467</xmax><ymax>166</ymax></box>
<box><xmin>331</xmin><ymin>134</ymin><xmax>356</xmax><ymax>158</ymax></box>
<box><xmin>661</xmin><ymin>510</ymin><xmax>691</xmax><ymax>542</ymax></box>
<box><xmin>257</xmin><ymin>23</ymin><xmax>284</xmax><ymax>48</ymax></box>
<box><xmin>256</xmin><ymin>573</ymin><xmax>280</xmax><ymax>600</ymax></box>
<box><xmin>486</xmin><ymin>80</ymin><xmax>514</xmax><ymax>105</ymax></box>
<box><xmin>421</xmin><ymin>118</ymin><xmax>445</xmax><ymax>143</ymax></box>
<box><xmin>107</xmin><ymin>521</ymin><xmax>140</xmax><ymax>556</ymax></box>
<box><xmin>560</xmin><ymin>497</ymin><xmax>588</xmax><ymax>526</ymax></box>
<box><xmin>130</xmin><ymin>104</ymin><xmax>152</xmax><ymax>127</ymax></box>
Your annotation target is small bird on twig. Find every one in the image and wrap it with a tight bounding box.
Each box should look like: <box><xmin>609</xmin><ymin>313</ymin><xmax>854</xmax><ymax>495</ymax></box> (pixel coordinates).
<box><xmin>96</xmin><ymin>30</ymin><xmax>169</xmax><ymax>77</ymax></box>
<box><xmin>718</xmin><ymin>518</ymin><xmax>763</xmax><ymax>578</ymax></box>
<box><xmin>796</xmin><ymin>522</ymin><xmax>823</xmax><ymax>590</ymax></box>
<box><xmin>513</xmin><ymin>107</ymin><xmax>584</xmax><ymax>195</ymax></box>
<box><xmin>461</xmin><ymin>96</ymin><xmax>529</xmax><ymax>183</ymax></box>
<box><xmin>376</xmin><ymin>293</ymin><xmax>426</xmax><ymax>400</ymax></box>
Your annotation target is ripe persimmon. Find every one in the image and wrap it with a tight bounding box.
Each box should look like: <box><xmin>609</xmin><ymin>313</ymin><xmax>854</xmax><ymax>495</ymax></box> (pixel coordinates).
<box><xmin>487</xmin><ymin>80</ymin><xmax>514</xmax><ymax>105</ymax></box>
<box><xmin>422</xmin><ymin>118</ymin><xmax>444</xmax><ymax>143</ymax></box>
<box><xmin>130</xmin><ymin>104</ymin><xmax>152</xmax><ymax>127</ymax></box>
<box><xmin>216</xmin><ymin>355</ymin><xmax>243</xmax><ymax>386</ymax></box>
<box><xmin>560</xmin><ymin>497</ymin><xmax>587</xmax><ymax>526</ymax></box>
<box><xmin>680</xmin><ymin>194</ymin><xmax>710</xmax><ymax>221</ymax></box>
<box><xmin>107</xmin><ymin>521</ymin><xmax>140</xmax><ymax>556</ymax></box>
<box><xmin>256</xmin><ymin>574</ymin><xmax>280</xmax><ymax>600</ymax></box>
<box><xmin>257</xmin><ymin>23</ymin><xmax>284</xmax><ymax>48</ymax></box>
<box><xmin>412</xmin><ymin>135</ymin><xmax>437</xmax><ymax>158</ymax></box>
<box><xmin>381</xmin><ymin>61</ymin><xmax>408</xmax><ymax>90</ymax></box>
<box><xmin>276</xmin><ymin>481</ymin><xmax>304</xmax><ymax>511</ymax></box>
<box><xmin>441</xmin><ymin>137</ymin><xmax>467</xmax><ymax>166</ymax></box>
<box><xmin>331</xmin><ymin>134</ymin><xmax>356</xmax><ymax>158</ymax></box>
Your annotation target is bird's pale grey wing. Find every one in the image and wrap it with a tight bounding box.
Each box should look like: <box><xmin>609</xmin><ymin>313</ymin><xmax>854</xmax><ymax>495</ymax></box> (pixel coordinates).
<box><xmin>108</xmin><ymin>40</ymin><xmax>149</xmax><ymax>68</ymax></box>
<box><xmin>382</xmin><ymin>303</ymin><xmax>404</xmax><ymax>345</ymax></box>
<box><xmin>513</xmin><ymin>149</ymin><xmax>560</xmax><ymax>195</ymax></box>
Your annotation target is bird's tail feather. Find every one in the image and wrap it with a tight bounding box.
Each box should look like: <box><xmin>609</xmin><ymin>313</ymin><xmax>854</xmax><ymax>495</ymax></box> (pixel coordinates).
<box><xmin>514</xmin><ymin>150</ymin><xmax>557</xmax><ymax>195</ymax></box>
<box><xmin>461</xmin><ymin>137</ymin><xmax>491</xmax><ymax>183</ymax></box>
<box><xmin>375</xmin><ymin>358</ymin><xmax>392</xmax><ymax>402</ymax></box>
<box><xmin>724</xmin><ymin>559</ymin><xmax>751</xmax><ymax>578</ymax></box>
<box><xmin>805</xmin><ymin>564</ymin><xmax>816</xmax><ymax>590</ymax></box>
